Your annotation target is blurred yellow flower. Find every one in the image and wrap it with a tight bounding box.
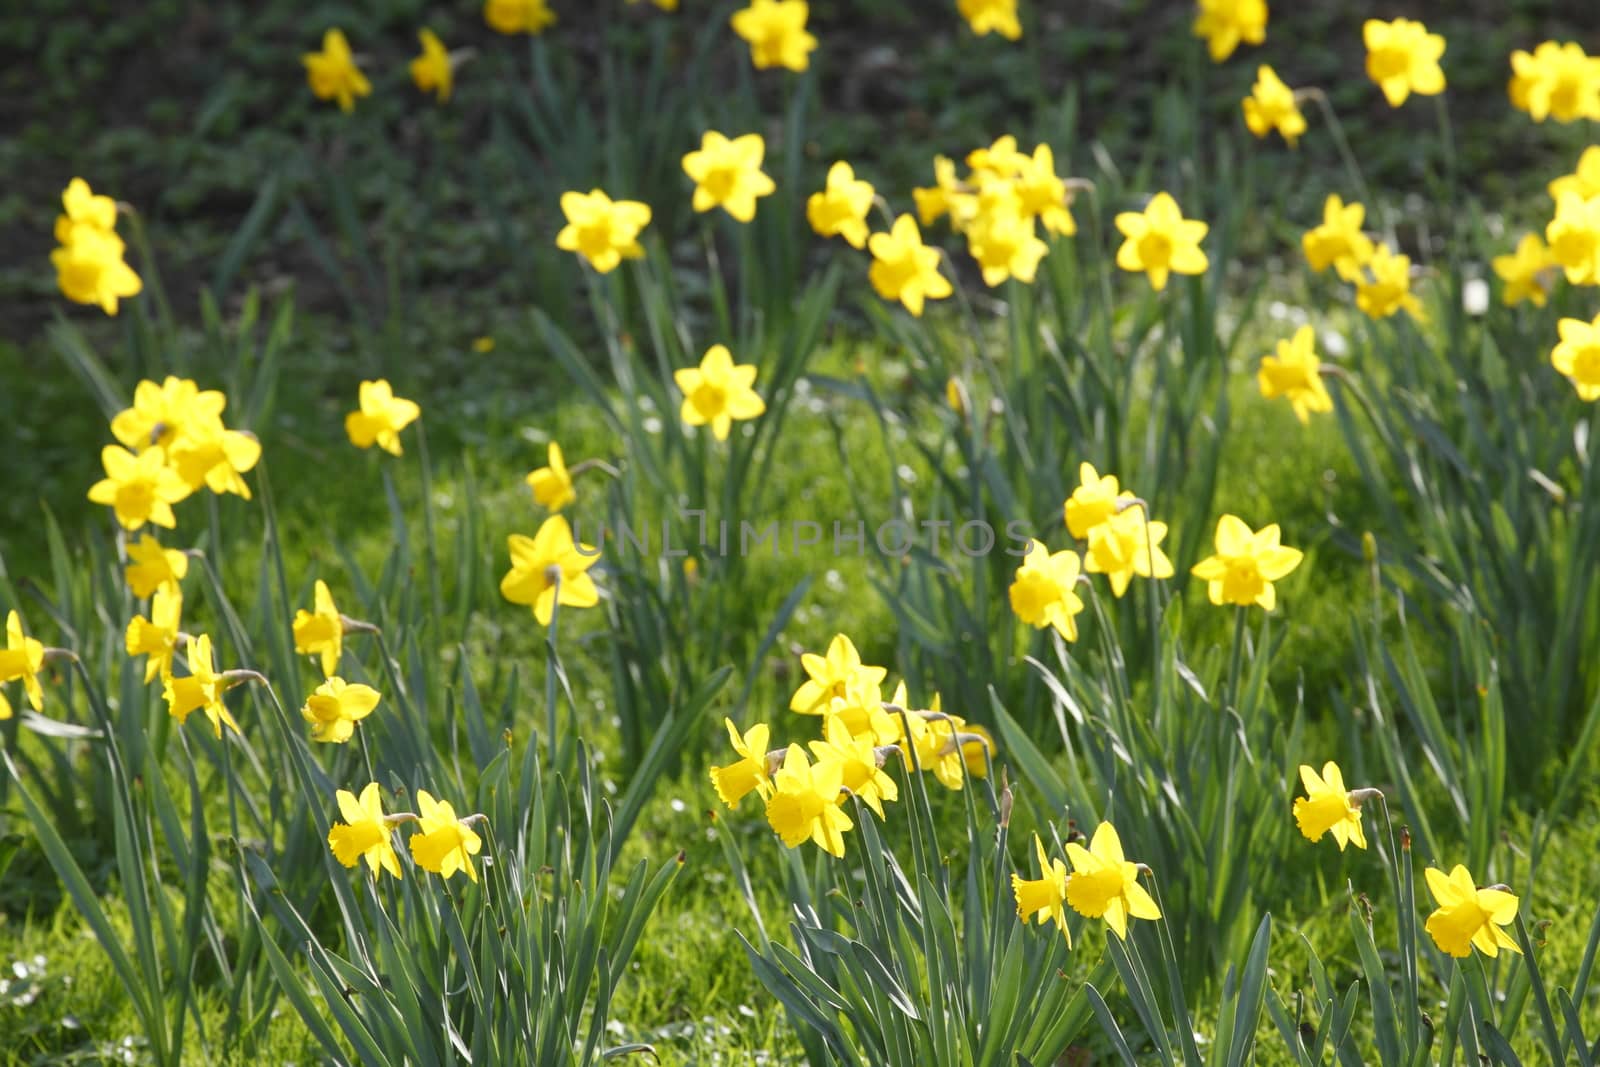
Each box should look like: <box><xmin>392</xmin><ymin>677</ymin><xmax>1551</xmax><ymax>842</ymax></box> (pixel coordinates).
<box><xmin>87</xmin><ymin>445</ymin><xmax>190</xmax><ymax>531</ymax></box>
<box><xmin>1509</xmin><ymin>41</ymin><xmax>1600</xmax><ymax>123</ymax></box>
<box><xmin>409</xmin><ymin>790</ymin><xmax>483</xmax><ymax>882</ymax></box>
<box><xmin>957</xmin><ymin>0</ymin><xmax>1021</xmax><ymax>41</ymax></box>
<box><xmin>806</xmin><ymin>161</ymin><xmax>876</xmax><ymax>249</ymax></box>
<box><xmin>1549</xmin><ymin>146</ymin><xmax>1600</xmax><ymax>201</ymax></box>
<box><xmin>1190</xmin><ymin>514</ymin><xmax>1303</xmax><ymax>610</ymax></box>
<box><xmin>1065</xmin><ymin>462</ymin><xmax>1134</xmax><ymax>540</ymax></box>
<box><xmin>1009</xmin><ymin>540</ymin><xmax>1084</xmax><ymax>641</ymax></box>
<box><xmin>1546</xmin><ymin>191</ymin><xmax>1600</xmax><ymax>286</ymax></box>
<box><xmin>1302</xmin><ymin>194</ymin><xmax>1375</xmax><ymax>283</ymax></box>
<box><xmin>0</xmin><ymin>611</ymin><xmax>46</xmax><ymax>720</ymax></box>
<box><xmin>555</xmin><ymin>189</ymin><xmax>652</xmax><ymax>273</ymax></box>
<box><xmin>1258</xmin><ymin>325</ymin><xmax>1331</xmax><ymax>425</ymax></box>
<box><xmin>710</xmin><ymin>718</ymin><xmax>773</xmax><ymax>808</ymax></box>
<box><xmin>1355</xmin><ymin>246</ymin><xmax>1424</xmax><ymax>321</ymax></box>
<box><xmin>293</xmin><ymin>579</ymin><xmax>344</xmax><ymax>677</ymax></box>
<box><xmin>1552</xmin><ymin>314</ymin><xmax>1600</xmax><ymax>401</ymax></box>
<box><xmin>500</xmin><ymin>515</ymin><xmax>600</xmax><ymax>625</ymax></box>
<box><xmin>674</xmin><ymin>344</ymin><xmax>766</xmax><ymax>441</ymax></box>
<box><xmin>410</xmin><ymin>29</ymin><xmax>454</xmax><ymax>102</ymax></box>
<box><xmin>809</xmin><ymin>715</ymin><xmax>898</xmax><ymax>819</ymax></box>
<box><xmin>1014</xmin><ymin>144</ymin><xmax>1075</xmax><ymax>236</ymax></box>
<box><xmin>730</xmin><ymin>0</ymin><xmax>816</xmax><ymax>72</ymax></box>
<box><xmin>1064</xmin><ymin>822</ymin><xmax>1161</xmax><ymax>939</ymax></box>
<box><xmin>169</xmin><ymin>426</ymin><xmax>261</xmax><ymax>500</ymax></box>
<box><xmin>1242</xmin><ymin>66</ymin><xmax>1306</xmax><ymax>146</ymax></box>
<box><xmin>764</xmin><ymin>744</ymin><xmax>852</xmax><ymax>858</ymax></box>
<box><xmin>302</xmin><ymin>29</ymin><xmax>371</xmax><ymax>112</ymax></box>
<box><xmin>868</xmin><ymin>214</ymin><xmax>953</xmax><ymax>316</ymax></box>
<box><xmin>627</xmin><ymin>0</ymin><xmax>677</xmax><ymax>9</ymax></box>
<box><xmin>967</xmin><ymin>134</ymin><xmax>1027</xmax><ymax>178</ymax></box>
<box><xmin>683</xmin><ymin>131</ymin><xmax>775</xmax><ymax>223</ymax></box>
<box><xmin>967</xmin><ymin>202</ymin><xmax>1048</xmax><ymax>286</ymax></box>
<box><xmin>1114</xmin><ymin>192</ymin><xmax>1208</xmax><ymax>291</ymax></box>
<box><xmin>125</xmin><ymin>533</ymin><xmax>187</xmax><ymax>598</ymax></box>
<box><xmin>125</xmin><ymin>586</ymin><xmax>182</xmax><ymax>684</ymax></box>
<box><xmin>346</xmin><ymin>379</ymin><xmax>421</xmax><ymax>456</ymax></box>
<box><xmin>1085</xmin><ymin>506</ymin><xmax>1173</xmax><ymax>597</ymax></box>
<box><xmin>485</xmin><ymin>0</ymin><xmax>556</xmax><ymax>34</ymax></box>
<box><xmin>1363</xmin><ymin>17</ymin><xmax>1445</xmax><ymax>107</ymax></box>
<box><xmin>112</xmin><ymin>376</ymin><xmax>225</xmax><ymax>453</ymax></box>
<box><xmin>162</xmin><ymin>633</ymin><xmax>240</xmax><ymax>738</ymax></box>
<box><xmin>1192</xmin><ymin>0</ymin><xmax>1266</xmax><ymax>63</ymax></box>
<box><xmin>1424</xmin><ymin>865</ymin><xmax>1521</xmax><ymax>959</ymax></box>
<box><xmin>1292</xmin><ymin>761</ymin><xmax>1366</xmax><ymax>850</ymax></box>
<box><xmin>52</xmin><ymin>227</ymin><xmax>142</xmax><ymax>316</ymax></box>
<box><xmin>790</xmin><ymin>633</ymin><xmax>887</xmax><ymax>714</ymax></box>
<box><xmin>328</xmin><ymin>783</ymin><xmax>402</xmax><ymax>879</ymax></box>
<box><xmin>913</xmin><ymin>156</ymin><xmax>978</xmax><ymax>231</ymax></box>
<box><xmin>301</xmin><ymin>677</ymin><xmax>381</xmax><ymax>744</ymax></box>
<box><xmin>55</xmin><ymin>177</ymin><xmax>117</xmax><ymax>244</ymax></box>
<box><xmin>526</xmin><ymin>441</ymin><xmax>576</xmax><ymax>510</ymax></box>
<box><xmin>1013</xmin><ymin>835</ymin><xmax>1071</xmax><ymax>944</ymax></box>
<box><xmin>473</xmin><ymin>336</ymin><xmax>496</xmax><ymax>353</ymax></box>
<box><xmin>1492</xmin><ymin>234</ymin><xmax>1554</xmax><ymax>308</ymax></box>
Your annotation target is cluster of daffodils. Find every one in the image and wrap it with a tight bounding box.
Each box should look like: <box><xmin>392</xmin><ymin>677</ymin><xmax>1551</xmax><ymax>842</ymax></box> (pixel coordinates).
<box><xmin>710</xmin><ymin>634</ymin><xmax>995</xmax><ymax>858</ymax></box>
<box><xmin>302</xmin><ymin>26</ymin><xmax>460</xmax><ymax>110</ymax></box>
<box><xmin>1301</xmin><ymin>193</ymin><xmax>1422</xmax><ymax>323</ymax></box>
<box><xmin>1508</xmin><ymin>40</ymin><xmax>1600</xmax><ymax>125</ymax></box>
<box><xmin>1013</xmin><ymin>822</ymin><xmax>1162</xmax><ymax>944</ymax></box>
<box><xmin>50</xmin><ymin>178</ymin><xmax>142</xmax><ymax>317</ymax></box>
<box><xmin>328</xmin><ymin>783</ymin><xmax>485</xmax><ymax>883</ymax></box>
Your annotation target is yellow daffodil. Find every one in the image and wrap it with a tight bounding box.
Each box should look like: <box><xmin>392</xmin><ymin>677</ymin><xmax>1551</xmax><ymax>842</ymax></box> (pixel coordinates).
<box><xmin>555</xmin><ymin>189</ymin><xmax>652</xmax><ymax>273</ymax></box>
<box><xmin>292</xmin><ymin>580</ymin><xmax>344</xmax><ymax>677</ymax></box>
<box><xmin>111</xmin><ymin>376</ymin><xmax>226</xmax><ymax>453</ymax></box>
<box><xmin>1013</xmin><ymin>835</ymin><xmax>1071</xmax><ymax>944</ymax></box>
<box><xmin>967</xmin><ymin>135</ymin><xmax>1027</xmax><ymax>178</ymax></box>
<box><xmin>710</xmin><ymin>718</ymin><xmax>774</xmax><ymax>808</ymax></box>
<box><xmin>898</xmin><ymin>707</ymin><xmax>991</xmax><ymax>790</ymax></box>
<box><xmin>87</xmin><ymin>445</ymin><xmax>190</xmax><ymax>531</ymax></box>
<box><xmin>1424</xmin><ymin>865</ymin><xmax>1522</xmax><ymax>959</ymax></box>
<box><xmin>809</xmin><ymin>715</ymin><xmax>898</xmax><ymax>819</ymax></box>
<box><xmin>1355</xmin><ymin>246</ymin><xmax>1424</xmax><ymax>321</ymax></box>
<box><xmin>913</xmin><ymin>156</ymin><xmax>978</xmax><ymax>231</ymax></box>
<box><xmin>790</xmin><ymin>634</ymin><xmax>888</xmax><ymax>714</ymax></box>
<box><xmin>526</xmin><ymin>441</ymin><xmax>576</xmax><ymax>510</ymax></box>
<box><xmin>1242</xmin><ymin>65</ymin><xmax>1306</xmax><ymax>146</ymax></box>
<box><xmin>1014</xmin><ymin>144</ymin><xmax>1075</xmax><ymax>236</ymax></box>
<box><xmin>764</xmin><ymin>745</ymin><xmax>852</xmax><ymax>858</ymax></box>
<box><xmin>682</xmin><ymin>132</ymin><xmax>775</xmax><ymax>223</ymax></box>
<box><xmin>1258</xmin><ymin>325</ymin><xmax>1332</xmax><ymax>425</ymax></box>
<box><xmin>409</xmin><ymin>791</ymin><xmax>483</xmax><ymax>882</ymax></box>
<box><xmin>500</xmin><ymin>515</ymin><xmax>600</xmax><ymax>625</ymax></box>
<box><xmin>957</xmin><ymin>0</ymin><xmax>1021</xmax><ymax>41</ymax></box>
<box><xmin>967</xmin><ymin>203</ymin><xmax>1049</xmax><ymax>286</ymax></box>
<box><xmin>1492</xmin><ymin>233</ymin><xmax>1554</xmax><ymax>308</ymax></box>
<box><xmin>51</xmin><ymin>227</ymin><xmax>142</xmax><ymax>316</ymax></box>
<box><xmin>1084</xmin><ymin>506</ymin><xmax>1174</xmax><ymax>597</ymax></box>
<box><xmin>168</xmin><ymin>425</ymin><xmax>261</xmax><ymax>500</ymax></box>
<box><xmin>484</xmin><ymin>0</ymin><xmax>556</xmax><ymax>34</ymax></box>
<box><xmin>825</xmin><ymin>689</ymin><xmax>899</xmax><ymax>746</ymax></box>
<box><xmin>1009</xmin><ymin>540</ymin><xmax>1085</xmax><ymax>641</ymax></box>
<box><xmin>730</xmin><ymin>0</ymin><xmax>817</xmax><ymax>72</ymax></box>
<box><xmin>1363</xmin><ymin>18</ymin><xmax>1445</xmax><ymax>108</ymax></box>
<box><xmin>1549</xmin><ymin>146</ymin><xmax>1600</xmax><ymax>201</ymax></box>
<box><xmin>1303</xmin><ymin>194</ymin><xmax>1375</xmax><ymax>283</ymax></box>
<box><xmin>410</xmin><ymin>29</ymin><xmax>454</xmax><ymax>102</ymax></box>
<box><xmin>1546</xmin><ymin>191</ymin><xmax>1600</xmax><ymax>286</ymax></box>
<box><xmin>0</xmin><ymin>611</ymin><xmax>47</xmax><ymax>720</ymax></box>
<box><xmin>125</xmin><ymin>534</ymin><xmax>187</xmax><ymax>598</ymax></box>
<box><xmin>806</xmin><ymin>161</ymin><xmax>875</xmax><ymax>249</ymax></box>
<box><xmin>1552</xmin><ymin>314</ymin><xmax>1600</xmax><ymax>401</ymax></box>
<box><xmin>345</xmin><ymin>379</ymin><xmax>421</xmax><ymax>456</ymax></box>
<box><xmin>1190</xmin><ymin>514</ymin><xmax>1303</xmax><ymax>611</ymax></box>
<box><xmin>1192</xmin><ymin>0</ymin><xmax>1267</xmax><ymax>63</ymax></box>
<box><xmin>125</xmin><ymin>586</ymin><xmax>182</xmax><ymax>684</ymax></box>
<box><xmin>1114</xmin><ymin>192</ymin><xmax>1208</xmax><ymax>291</ymax></box>
<box><xmin>1509</xmin><ymin>41</ymin><xmax>1600</xmax><ymax>123</ymax></box>
<box><xmin>627</xmin><ymin>0</ymin><xmax>678</xmax><ymax>9</ymax></box>
<box><xmin>55</xmin><ymin>178</ymin><xmax>118</xmax><ymax>244</ymax></box>
<box><xmin>328</xmin><ymin>783</ymin><xmax>403</xmax><ymax>879</ymax></box>
<box><xmin>162</xmin><ymin>633</ymin><xmax>240</xmax><ymax>739</ymax></box>
<box><xmin>868</xmin><ymin>214</ymin><xmax>953</xmax><ymax>316</ymax></box>
<box><xmin>1064</xmin><ymin>822</ymin><xmax>1162</xmax><ymax>939</ymax></box>
<box><xmin>301</xmin><ymin>677</ymin><xmax>381</xmax><ymax>744</ymax></box>
<box><xmin>1292</xmin><ymin>761</ymin><xmax>1367</xmax><ymax>850</ymax></box>
<box><xmin>1065</xmin><ymin>462</ymin><xmax>1135</xmax><ymax>540</ymax></box>
<box><xmin>302</xmin><ymin>29</ymin><xmax>371</xmax><ymax>112</ymax></box>
<box><xmin>674</xmin><ymin>344</ymin><xmax>766</xmax><ymax>441</ymax></box>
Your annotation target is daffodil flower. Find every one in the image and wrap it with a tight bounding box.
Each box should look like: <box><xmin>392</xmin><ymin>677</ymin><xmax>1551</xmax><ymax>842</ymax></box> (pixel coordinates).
<box><xmin>1423</xmin><ymin>865</ymin><xmax>1521</xmax><ymax>959</ymax></box>
<box><xmin>1064</xmin><ymin>822</ymin><xmax>1162</xmax><ymax>939</ymax></box>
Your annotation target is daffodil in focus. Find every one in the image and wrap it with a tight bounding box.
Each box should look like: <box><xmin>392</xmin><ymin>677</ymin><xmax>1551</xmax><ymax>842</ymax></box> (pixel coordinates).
<box><xmin>302</xmin><ymin>29</ymin><xmax>371</xmax><ymax>112</ymax></box>
<box><xmin>1552</xmin><ymin>314</ymin><xmax>1600</xmax><ymax>401</ymax></box>
<box><xmin>809</xmin><ymin>716</ymin><xmax>898</xmax><ymax>819</ymax></box>
<box><xmin>293</xmin><ymin>580</ymin><xmax>345</xmax><ymax>677</ymax></box>
<box><xmin>1292</xmin><ymin>761</ymin><xmax>1367</xmax><ymax>850</ymax></box>
<box><xmin>1492</xmin><ymin>234</ymin><xmax>1554</xmax><ymax>308</ymax></box>
<box><xmin>764</xmin><ymin>745</ymin><xmax>852</xmax><ymax>858</ymax></box>
<box><xmin>500</xmin><ymin>515</ymin><xmax>600</xmax><ymax>625</ymax></box>
<box><xmin>710</xmin><ymin>719</ymin><xmax>774</xmax><ymax>808</ymax></box>
<box><xmin>1242</xmin><ymin>66</ymin><xmax>1306</xmax><ymax>146</ymax></box>
<box><xmin>1192</xmin><ymin>0</ymin><xmax>1267</xmax><ymax>63</ymax></box>
<box><xmin>1190</xmin><ymin>514</ymin><xmax>1303</xmax><ymax>611</ymax></box>
<box><xmin>1302</xmin><ymin>194</ymin><xmax>1375</xmax><ymax>283</ymax></box>
<box><xmin>1423</xmin><ymin>865</ymin><xmax>1521</xmax><ymax>959</ymax></box>
<box><xmin>345</xmin><ymin>379</ymin><xmax>421</xmax><ymax>456</ymax></box>
<box><xmin>674</xmin><ymin>344</ymin><xmax>766</xmax><ymax>441</ymax></box>
<box><xmin>0</xmin><ymin>611</ymin><xmax>46</xmax><ymax>720</ymax></box>
<box><xmin>868</xmin><ymin>215</ymin><xmax>953</xmax><ymax>315</ymax></box>
<box><xmin>1114</xmin><ymin>192</ymin><xmax>1208</xmax><ymax>291</ymax></box>
<box><xmin>1545</xmin><ymin>191</ymin><xmax>1600</xmax><ymax>286</ymax></box>
<box><xmin>1258</xmin><ymin>325</ymin><xmax>1331</xmax><ymax>425</ymax></box>
<box><xmin>806</xmin><ymin>162</ymin><xmax>875</xmax><ymax>249</ymax></box>
<box><xmin>484</xmin><ymin>0</ymin><xmax>556</xmax><ymax>34</ymax></box>
<box><xmin>555</xmin><ymin>189</ymin><xmax>652</xmax><ymax>273</ymax></box>
<box><xmin>328</xmin><ymin>783</ymin><xmax>403</xmax><ymax>879</ymax></box>
<box><xmin>1084</xmin><ymin>506</ymin><xmax>1174</xmax><ymax>597</ymax></box>
<box><xmin>409</xmin><ymin>791</ymin><xmax>483</xmax><ymax>882</ymax></box>
<box><xmin>125</xmin><ymin>586</ymin><xmax>182</xmax><ymax>684</ymax></box>
<box><xmin>526</xmin><ymin>441</ymin><xmax>576</xmax><ymax>510</ymax></box>
<box><xmin>1064</xmin><ymin>822</ymin><xmax>1161</xmax><ymax>939</ymax></box>
<box><xmin>1355</xmin><ymin>246</ymin><xmax>1424</xmax><ymax>321</ymax></box>
<box><xmin>1013</xmin><ymin>835</ymin><xmax>1071</xmax><ymax>944</ymax></box>
<box><xmin>125</xmin><ymin>534</ymin><xmax>187</xmax><ymax>598</ymax></box>
<box><xmin>1549</xmin><ymin>147</ymin><xmax>1600</xmax><ymax>201</ymax></box>
<box><xmin>682</xmin><ymin>132</ymin><xmax>775</xmax><ymax>223</ymax></box>
<box><xmin>957</xmin><ymin>0</ymin><xmax>1021</xmax><ymax>41</ymax></box>
<box><xmin>730</xmin><ymin>0</ymin><xmax>816</xmax><ymax>72</ymax></box>
<box><xmin>301</xmin><ymin>677</ymin><xmax>381</xmax><ymax>743</ymax></box>
<box><xmin>1009</xmin><ymin>540</ymin><xmax>1085</xmax><ymax>641</ymax></box>
<box><xmin>790</xmin><ymin>634</ymin><xmax>887</xmax><ymax>714</ymax></box>
<box><xmin>1064</xmin><ymin>462</ymin><xmax>1134</xmax><ymax>540</ymax></box>
<box><xmin>1509</xmin><ymin>41</ymin><xmax>1600</xmax><ymax>123</ymax></box>
<box><xmin>410</xmin><ymin>29</ymin><xmax>454</xmax><ymax>102</ymax></box>
<box><xmin>87</xmin><ymin>445</ymin><xmax>190</xmax><ymax>531</ymax></box>
<box><xmin>162</xmin><ymin>633</ymin><xmax>240</xmax><ymax>739</ymax></box>
<box><xmin>1363</xmin><ymin>18</ymin><xmax>1445</xmax><ymax>108</ymax></box>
